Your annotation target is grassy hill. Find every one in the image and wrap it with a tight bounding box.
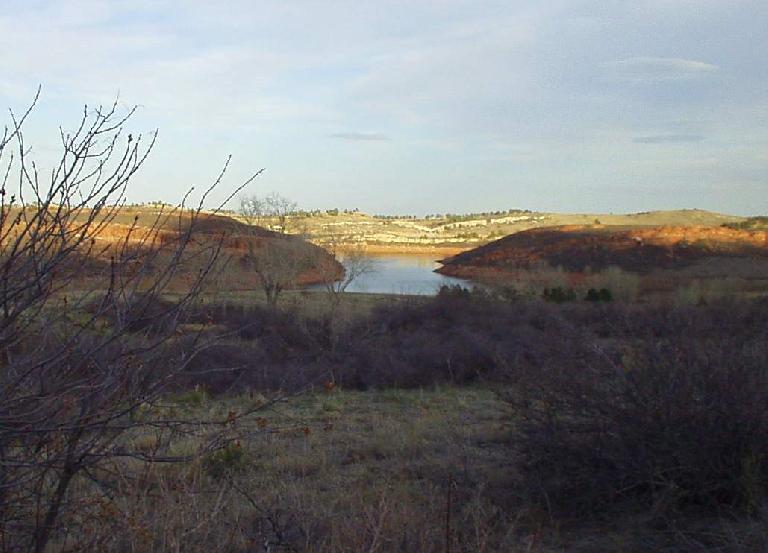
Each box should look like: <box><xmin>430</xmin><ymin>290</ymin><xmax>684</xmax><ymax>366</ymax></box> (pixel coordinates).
<box><xmin>226</xmin><ymin>208</ymin><xmax>745</xmax><ymax>253</ymax></box>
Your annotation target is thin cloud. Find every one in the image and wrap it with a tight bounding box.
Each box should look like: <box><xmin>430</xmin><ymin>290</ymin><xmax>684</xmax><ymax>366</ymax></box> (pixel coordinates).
<box><xmin>604</xmin><ymin>57</ymin><xmax>718</xmax><ymax>83</ymax></box>
<box><xmin>633</xmin><ymin>134</ymin><xmax>705</xmax><ymax>144</ymax></box>
<box><xmin>1</xmin><ymin>1</ymin><xmax>765</xmax><ymax>215</ymax></box>
<box><xmin>330</xmin><ymin>132</ymin><xmax>390</xmax><ymax>141</ymax></box>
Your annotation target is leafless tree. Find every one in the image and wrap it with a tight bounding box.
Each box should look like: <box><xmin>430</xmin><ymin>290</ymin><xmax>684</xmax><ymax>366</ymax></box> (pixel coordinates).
<box><xmin>245</xmin><ymin>236</ymin><xmax>315</xmax><ymax>306</ymax></box>
<box><xmin>239</xmin><ymin>191</ymin><xmax>297</xmax><ymax>234</ymax></box>
<box><xmin>237</xmin><ymin>193</ymin><xmax>315</xmax><ymax>306</ymax></box>
<box><xmin>239</xmin><ymin>194</ymin><xmax>266</xmax><ymax>227</ymax></box>
<box><xmin>0</xmin><ymin>91</ymin><xmax>268</xmax><ymax>552</ymax></box>
<box><xmin>314</xmin><ymin>232</ymin><xmax>376</xmax><ymax>309</ymax></box>
<box><xmin>264</xmin><ymin>192</ymin><xmax>297</xmax><ymax>233</ymax></box>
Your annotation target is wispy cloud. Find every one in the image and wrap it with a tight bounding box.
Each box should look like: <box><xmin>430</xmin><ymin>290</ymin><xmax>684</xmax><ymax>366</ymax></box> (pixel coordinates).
<box><xmin>604</xmin><ymin>57</ymin><xmax>718</xmax><ymax>83</ymax></box>
<box><xmin>0</xmin><ymin>1</ymin><xmax>765</xmax><ymax>215</ymax></box>
<box><xmin>633</xmin><ymin>134</ymin><xmax>705</xmax><ymax>144</ymax></box>
<box><xmin>329</xmin><ymin>132</ymin><xmax>389</xmax><ymax>141</ymax></box>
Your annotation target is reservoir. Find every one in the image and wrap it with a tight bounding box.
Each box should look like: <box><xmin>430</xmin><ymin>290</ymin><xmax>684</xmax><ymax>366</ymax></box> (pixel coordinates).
<box><xmin>329</xmin><ymin>253</ymin><xmax>472</xmax><ymax>295</ymax></box>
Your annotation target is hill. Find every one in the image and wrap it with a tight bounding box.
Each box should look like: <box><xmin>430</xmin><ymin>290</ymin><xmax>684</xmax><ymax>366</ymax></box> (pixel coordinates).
<box><xmin>230</xmin><ymin>208</ymin><xmax>745</xmax><ymax>253</ymax></box>
<box><xmin>436</xmin><ymin>225</ymin><xmax>768</xmax><ymax>293</ymax></box>
<box><xmin>3</xmin><ymin>206</ymin><xmax>341</xmax><ymax>294</ymax></box>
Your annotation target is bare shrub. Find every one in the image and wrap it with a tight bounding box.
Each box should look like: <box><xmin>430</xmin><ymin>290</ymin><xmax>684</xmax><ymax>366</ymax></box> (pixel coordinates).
<box><xmin>328</xmin><ymin>290</ymin><xmax>572</xmax><ymax>389</ymax></box>
<box><xmin>246</xmin><ymin>235</ymin><xmax>318</xmax><ymax>306</ymax></box>
<box><xmin>313</xmin><ymin>232</ymin><xmax>375</xmax><ymax>307</ymax></box>
<box><xmin>0</xmin><ymin>92</ymin><xmax>266</xmax><ymax>552</ymax></box>
<box><xmin>503</xmin><ymin>306</ymin><xmax>768</xmax><ymax>519</ymax></box>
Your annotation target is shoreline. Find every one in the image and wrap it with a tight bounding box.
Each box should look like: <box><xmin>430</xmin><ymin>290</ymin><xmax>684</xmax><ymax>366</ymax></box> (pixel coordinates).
<box><xmin>355</xmin><ymin>244</ymin><xmax>472</xmax><ymax>257</ymax></box>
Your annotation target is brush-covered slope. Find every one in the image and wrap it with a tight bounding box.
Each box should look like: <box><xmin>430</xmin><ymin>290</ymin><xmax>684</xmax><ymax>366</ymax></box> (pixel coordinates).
<box><xmin>437</xmin><ymin>225</ymin><xmax>768</xmax><ymax>278</ymax></box>
<box><xmin>98</xmin><ymin>210</ymin><xmax>343</xmax><ymax>291</ymax></box>
<box><xmin>2</xmin><ymin>206</ymin><xmax>342</xmax><ymax>293</ymax></box>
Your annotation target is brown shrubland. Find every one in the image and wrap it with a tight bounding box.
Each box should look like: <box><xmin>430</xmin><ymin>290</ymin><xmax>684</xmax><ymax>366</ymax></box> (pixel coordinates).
<box><xmin>2</xmin><ymin>93</ymin><xmax>767</xmax><ymax>552</ymax></box>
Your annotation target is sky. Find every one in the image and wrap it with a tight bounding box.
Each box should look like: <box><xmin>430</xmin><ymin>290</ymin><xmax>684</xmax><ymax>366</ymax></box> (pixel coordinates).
<box><xmin>0</xmin><ymin>0</ymin><xmax>766</xmax><ymax>215</ymax></box>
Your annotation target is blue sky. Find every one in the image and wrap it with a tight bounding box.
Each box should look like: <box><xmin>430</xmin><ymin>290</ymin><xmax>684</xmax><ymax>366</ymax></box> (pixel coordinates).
<box><xmin>1</xmin><ymin>0</ymin><xmax>766</xmax><ymax>215</ymax></box>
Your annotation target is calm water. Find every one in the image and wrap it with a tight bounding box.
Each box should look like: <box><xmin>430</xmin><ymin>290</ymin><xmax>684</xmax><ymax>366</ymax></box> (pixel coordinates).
<box><xmin>319</xmin><ymin>254</ymin><xmax>473</xmax><ymax>295</ymax></box>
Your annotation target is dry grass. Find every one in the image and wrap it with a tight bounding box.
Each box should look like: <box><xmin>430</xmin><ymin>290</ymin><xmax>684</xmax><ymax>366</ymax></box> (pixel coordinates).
<box><xmin>50</xmin><ymin>387</ymin><xmax>529</xmax><ymax>552</ymax></box>
<box><xmin>32</xmin><ymin>383</ymin><xmax>768</xmax><ymax>552</ymax></box>
<box><xmin>25</xmin><ymin>292</ymin><xmax>768</xmax><ymax>552</ymax></box>
<box><xmin>215</xmin><ymin>387</ymin><xmax>517</xmax><ymax>551</ymax></box>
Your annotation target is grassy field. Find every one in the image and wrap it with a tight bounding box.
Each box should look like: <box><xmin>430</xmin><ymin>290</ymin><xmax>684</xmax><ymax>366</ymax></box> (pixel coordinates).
<box><xmin>205</xmin><ymin>387</ymin><xmax>511</xmax><ymax>551</ymax></box>
<box><xmin>11</xmin><ymin>287</ymin><xmax>768</xmax><ymax>552</ymax></box>
<box><xmin>71</xmin><ymin>380</ymin><xmax>768</xmax><ymax>552</ymax></box>
<box><xmin>14</xmin><ymin>251</ymin><xmax>768</xmax><ymax>552</ymax></box>
<box><xmin>59</xmin><ymin>387</ymin><xmax>517</xmax><ymax>552</ymax></box>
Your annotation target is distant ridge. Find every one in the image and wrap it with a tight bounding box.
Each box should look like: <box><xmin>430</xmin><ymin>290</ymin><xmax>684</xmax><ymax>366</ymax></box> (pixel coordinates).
<box><xmin>227</xmin><ymin>207</ymin><xmax>745</xmax><ymax>253</ymax></box>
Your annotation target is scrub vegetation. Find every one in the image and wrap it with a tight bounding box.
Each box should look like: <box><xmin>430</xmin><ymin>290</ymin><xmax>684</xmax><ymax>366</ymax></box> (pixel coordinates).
<box><xmin>3</xmin><ymin>96</ymin><xmax>768</xmax><ymax>552</ymax></box>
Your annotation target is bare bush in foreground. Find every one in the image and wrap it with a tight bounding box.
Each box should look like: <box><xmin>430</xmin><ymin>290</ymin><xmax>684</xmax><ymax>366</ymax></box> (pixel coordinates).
<box><xmin>0</xmin><ymin>92</ymin><xmax>265</xmax><ymax>552</ymax></box>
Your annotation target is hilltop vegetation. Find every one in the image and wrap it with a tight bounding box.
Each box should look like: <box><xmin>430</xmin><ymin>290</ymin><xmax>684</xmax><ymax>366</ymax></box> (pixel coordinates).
<box><xmin>225</xmin><ymin>206</ymin><xmax>742</xmax><ymax>252</ymax></box>
<box><xmin>724</xmin><ymin>216</ymin><xmax>768</xmax><ymax>230</ymax></box>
